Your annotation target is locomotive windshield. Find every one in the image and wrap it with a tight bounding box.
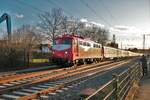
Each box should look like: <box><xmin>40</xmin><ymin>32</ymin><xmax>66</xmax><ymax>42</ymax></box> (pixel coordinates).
<box><xmin>54</xmin><ymin>38</ymin><xmax>72</xmax><ymax>45</ymax></box>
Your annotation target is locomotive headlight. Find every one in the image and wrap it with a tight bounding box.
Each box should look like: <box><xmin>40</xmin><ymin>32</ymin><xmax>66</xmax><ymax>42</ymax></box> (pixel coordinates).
<box><xmin>65</xmin><ymin>51</ymin><xmax>68</xmax><ymax>54</ymax></box>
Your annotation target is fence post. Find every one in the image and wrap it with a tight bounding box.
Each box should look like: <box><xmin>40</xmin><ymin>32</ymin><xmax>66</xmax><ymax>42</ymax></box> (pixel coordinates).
<box><xmin>113</xmin><ymin>74</ymin><xmax>119</xmax><ymax>100</ymax></box>
<box><xmin>138</xmin><ymin>62</ymin><xmax>143</xmax><ymax>80</ymax></box>
<box><xmin>133</xmin><ymin>65</ymin><xmax>137</xmax><ymax>84</ymax></box>
<box><xmin>138</xmin><ymin>62</ymin><xmax>143</xmax><ymax>78</ymax></box>
<box><xmin>135</xmin><ymin>64</ymin><xmax>140</xmax><ymax>81</ymax></box>
<box><xmin>128</xmin><ymin>66</ymin><xmax>134</xmax><ymax>94</ymax></box>
<box><xmin>132</xmin><ymin>64</ymin><xmax>140</xmax><ymax>86</ymax></box>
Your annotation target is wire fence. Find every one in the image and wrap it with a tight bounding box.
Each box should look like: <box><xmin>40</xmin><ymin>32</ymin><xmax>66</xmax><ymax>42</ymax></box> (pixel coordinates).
<box><xmin>86</xmin><ymin>62</ymin><xmax>143</xmax><ymax>100</ymax></box>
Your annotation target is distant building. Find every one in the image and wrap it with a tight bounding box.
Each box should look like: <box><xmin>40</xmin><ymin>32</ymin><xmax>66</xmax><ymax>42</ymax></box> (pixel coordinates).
<box><xmin>40</xmin><ymin>39</ymin><xmax>51</xmax><ymax>53</ymax></box>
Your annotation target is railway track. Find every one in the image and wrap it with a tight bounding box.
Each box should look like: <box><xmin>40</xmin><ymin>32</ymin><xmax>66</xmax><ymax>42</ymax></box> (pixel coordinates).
<box><xmin>0</xmin><ymin>72</ymin><xmax>17</xmax><ymax>79</ymax></box>
<box><xmin>0</xmin><ymin>61</ymin><xmax>112</xmax><ymax>94</ymax></box>
<box><xmin>0</xmin><ymin>61</ymin><xmax>111</xmax><ymax>84</ymax></box>
<box><xmin>0</xmin><ymin>65</ymin><xmax>59</xmax><ymax>82</ymax></box>
<box><xmin>0</xmin><ymin>59</ymin><xmax>133</xmax><ymax>100</ymax></box>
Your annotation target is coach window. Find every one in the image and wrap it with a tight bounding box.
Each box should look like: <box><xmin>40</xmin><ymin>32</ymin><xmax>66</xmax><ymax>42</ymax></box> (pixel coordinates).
<box><xmin>79</xmin><ymin>41</ymin><xmax>82</xmax><ymax>45</ymax></box>
<box><xmin>83</xmin><ymin>42</ymin><xmax>86</xmax><ymax>46</ymax></box>
<box><xmin>95</xmin><ymin>44</ymin><xmax>97</xmax><ymax>48</ymax></box>
<box><xmin>86</xmin><ymin>42</ymin><xmax>88</xmax><ymax>46</ymax></box>
<box><xmin>87</xmin><ymin>43</ymin><xmax>91</xmax><ymax>47</ymax></box>
<box><xmin>95</xmin><ymin>44</ymin><xmax>98</xmax><ymax>48</ymax></box>
<box><xmin>87</xmin><ymin>42</ymin><xmax>89</xmax><ymax>46</ymax></box>
<box><xmin>78</xmin><ymin>41</ymin><xmax>80</xmax><ymax>45</ymax></box>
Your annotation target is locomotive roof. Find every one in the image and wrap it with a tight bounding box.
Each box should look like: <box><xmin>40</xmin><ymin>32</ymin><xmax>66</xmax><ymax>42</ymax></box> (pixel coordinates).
<box><xmin>56</xmin><ymin>34</ymin><xmax>100</xmax><ymax>44</ymax></box>
<box><xmin>56</xmin><ymin>34</ymin><xmax>84</xmax><ymax>39</ymax></box>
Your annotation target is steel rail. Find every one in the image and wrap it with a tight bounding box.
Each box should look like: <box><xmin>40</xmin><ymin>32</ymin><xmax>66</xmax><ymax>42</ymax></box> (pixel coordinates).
<box><xmin>0</xmin><ymin>60</ymin><xmax>131</xmax><ymax>99</ymax></box>
<box><xmin>0</xmin><ymin>61</ymin><xmax>111</xmax><ymax>83</ymax></box>
<box><xmin>0</xmin><ymin>61</ymin><xmax>114</xmax><ymax>94</ymax></box>
<box><xmin>17</xmin><ymin>61</ymin><xmax>126</xmax><ymax>100</ymax></box>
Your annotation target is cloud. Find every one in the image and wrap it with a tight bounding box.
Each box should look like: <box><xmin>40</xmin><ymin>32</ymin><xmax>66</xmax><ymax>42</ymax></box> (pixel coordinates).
<box><xmin>114</xmin><ymin>25</ymin><xmax>135</xmax><ymax>31</ymax></box>
<box><xmin>15</xmin><ymin>13</ymin><xmax>24</xmax><ymax>19</ymax></box>
<box><xmin>80</xmin><ymin>18</ymin><xmax>88</xmax><ymax>23</ymax></box>
<box><xmin>80</xmin><ymin>18</ymin><xmax>105</xmax><ymax>28</ymax></box>
<box><xmin>114</xmin><ymin>25</ymin><xmax>140</xmax><ymax>33</ymax></box>
<box><xmin>109</xmin><ymin>25</ymin><xmax>141</xmax><ymax>35</ymax></box>
<box><xmin>90</xmin><ymin>21</ymin><xmax>105</xmax><ymax>28</ymax></box>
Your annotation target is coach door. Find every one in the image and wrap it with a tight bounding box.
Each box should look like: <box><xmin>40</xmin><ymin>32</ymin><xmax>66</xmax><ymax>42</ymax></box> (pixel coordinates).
<box><xmin>73</xmin><ymin>39</ymin><xmax>79</xmax><ymax>57</ymax></box>
<box><xmin>101</xmin><ymin>46</ymin><xmax>104</xmax><ymax>58</ymax></box>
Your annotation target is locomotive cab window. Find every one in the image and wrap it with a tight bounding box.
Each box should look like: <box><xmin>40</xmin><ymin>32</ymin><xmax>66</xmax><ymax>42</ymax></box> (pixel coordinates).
<box><xmin>63</xmin><ymin>39</ymin><xmax>72</xmax><ymax>44</ymax></box>
<box><xmin>54</xmin><ymin>38</ymin><xmax>72</xmax><ymax>45</ymax></box>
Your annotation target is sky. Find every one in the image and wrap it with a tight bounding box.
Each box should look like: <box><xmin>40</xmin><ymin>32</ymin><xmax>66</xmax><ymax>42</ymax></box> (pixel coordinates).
<box><xmin>0</xmin><ymin>0</ymin><xmax>150</xmax><ymax>49</ymax></box>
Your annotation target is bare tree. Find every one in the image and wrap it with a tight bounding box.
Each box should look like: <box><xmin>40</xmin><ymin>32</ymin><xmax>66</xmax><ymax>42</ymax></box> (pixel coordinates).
<box><xmin>13</xmin><ymin>25</ymin><xmax>43</xmax><ymax>66</ymax></box>
<box><xmin>80</xmin><ymin>26</ymin><xmax>109</xmax><ymax>45</ymax></box>
<box><xmin>62</xmin><ymin>17</ymin><xmax>83</xmax><ymax>35</ymax></box>
<box><xmin>38</xmin><ymin>8</ymin><xmax>109</xmax><ymax>45</ymax></box>
<box><xmin>38</xmin><ymin>8</ymin><xmax>65</xmax><ymax>44</ymax></box>
<box><xmin>96</xmin><ymin>28</ymin><xmax>109</xmax><ymax>45</ymax></box>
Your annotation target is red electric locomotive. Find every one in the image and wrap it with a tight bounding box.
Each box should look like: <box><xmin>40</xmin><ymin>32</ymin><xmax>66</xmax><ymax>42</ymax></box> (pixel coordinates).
<box><xmin>52</xmin><ymin>34</ymin><xmax>103</xmax><ymax>65</ymax></box>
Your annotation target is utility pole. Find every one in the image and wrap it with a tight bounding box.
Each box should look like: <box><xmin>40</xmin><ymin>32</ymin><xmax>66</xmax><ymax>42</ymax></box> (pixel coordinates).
<box><xmin>121</xmin><ymin>42</ymin><xmax>122</xmax><ymax>49</ymax></box>
<box><xmin>143</xmin><ymin>34</ymin><xmax>145</xmax><ymax>50</ymax></box>
<box><xmin>142</xmin><ymin>34</ymin><xmax>150</xmax><ymax>53</ymax></box>
<box><xmin>113</xmin><ymin>34</ymin><xmax>116</xmax><ymax>43</ymax></box>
